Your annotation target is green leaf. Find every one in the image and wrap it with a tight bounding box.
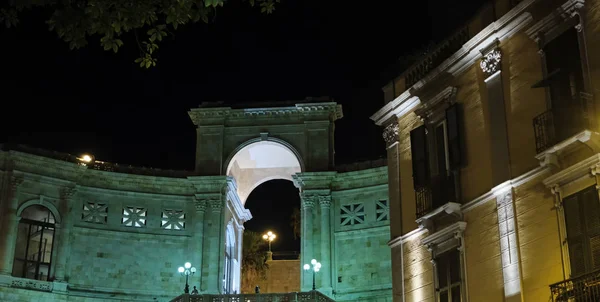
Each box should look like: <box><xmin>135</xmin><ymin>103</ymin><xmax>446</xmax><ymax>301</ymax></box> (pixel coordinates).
<box><xmin>135</xmin><ymin>58</ymin><xmax>143</xmax><ymax>63</ymax></box>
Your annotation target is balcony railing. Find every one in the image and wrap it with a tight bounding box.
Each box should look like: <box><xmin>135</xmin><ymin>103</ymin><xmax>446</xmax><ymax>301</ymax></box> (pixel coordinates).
<box><xmin>171</xmin><ymin>291</ymin><xmax>335</xmax><ymax>302</ymax></box>
<box><xmin>550</xmin><ymin>269</ymin><xmax>600</xmax><ymax>301</ymax></box>
<box><xmin>533</xmin><ymin>92</ymin><xmax>595</xmax><ymax>154</ymax></box>
<box><xmin>416</xmin><ymin>173</ymin><xmax>457</xmax><ymax>219</ymax></box>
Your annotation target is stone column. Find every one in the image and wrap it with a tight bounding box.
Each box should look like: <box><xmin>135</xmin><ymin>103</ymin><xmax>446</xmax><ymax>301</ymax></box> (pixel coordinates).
<box><xmin>319</xmin><ymin>195</ymin><xmax>332</xmax><ymax>293</ymax></box>
<box><xmin>53</xmin><ymin>187</ymin><xmax>77</xmax><ymax>282</ymax></box>
<box><xmin>0</xmin><ymin>177</ymin><xmax>23</xmax><ymax>275</ymax></box>
<box><xmin>193</xmin><ymin>198</ymin><xmax>207</xmax><ymax>292</ymax></box>
<box><xmin>300</xmin><ymin>194</ymin><xmax>315</xmax><ymax>292</ymax></box>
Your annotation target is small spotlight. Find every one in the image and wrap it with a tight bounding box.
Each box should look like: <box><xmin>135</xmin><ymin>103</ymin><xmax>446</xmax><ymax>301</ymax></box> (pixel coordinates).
<box><xmin>80</xmin><ymin>154</ymin><xmax>93</xmax><ymax>163</ymax></box>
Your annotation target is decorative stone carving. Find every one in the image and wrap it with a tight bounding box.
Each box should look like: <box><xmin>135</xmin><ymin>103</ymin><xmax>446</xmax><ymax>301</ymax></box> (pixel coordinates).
<box><xmin>301</xmin><ymin>199</ymin><xmax>315</xmax><ymax>209</ymax></box>
<box><xmin>10</xmin><ymin>176</ymin><xmax>24</xmax><ymax>191</ymax></box>
<box><xmin>195</xmin><ymin>200</ymin><xmax>208</xmax><ymax>213</ymax></box>
<box><xmin>318</xmin><ymin>195</ymin><xmax>331</xmax><ymax>208</ymax></box>
<box><xmin>382</xmin><ymin>121</ymin><xmax>399</xmax><ymax>147</ymax></box>
<box><xmin>60</xmin><ymin>187</ymin><xmax>77</xmax><ymax>200</ymax></box>
<box><xmin>208</xmin><ymin>198</ymin><xmax>223</xmax><ymax>212</ymax></box>
<box><xmin>11</xmin><ymin>279</ymin><xmax>53</xmax><ymax>292</ymax></box>
<box><xmin>480</xmin><ymin>48</ymin><xmax>502</xmax><ymax>76</ymax></box>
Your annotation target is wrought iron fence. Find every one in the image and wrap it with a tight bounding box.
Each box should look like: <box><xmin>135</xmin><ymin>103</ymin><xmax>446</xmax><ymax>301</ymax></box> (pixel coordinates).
<box><xmin>533</xmin><ymin>92</ymin><xmax>596</xmax><ymax>154</ymax></box>
<box><xmin>550</xmin><ymin>269</ymin><xmax>600</xmax><ymax>301</ymax></box>
<box><xmin>170</xmin><ymin>291</ymin><xmax>335</xmax><ymax>302</ymax></box>
<box><xmin>415</xmin><ymin>173</ymin><xmax>457</xmax><ymax>219</ymax></box>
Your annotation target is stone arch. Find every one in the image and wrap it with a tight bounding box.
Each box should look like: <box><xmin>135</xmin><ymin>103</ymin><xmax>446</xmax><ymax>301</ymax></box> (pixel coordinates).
<box><xmin>16</xmin><ymin>198</ymin><xmax>62</xmax><ymax>224</ymax></box>
<box><xmin>225</xmin><ymin>138</ymin><xmax>303</xmax><ymax>205</ymax></box>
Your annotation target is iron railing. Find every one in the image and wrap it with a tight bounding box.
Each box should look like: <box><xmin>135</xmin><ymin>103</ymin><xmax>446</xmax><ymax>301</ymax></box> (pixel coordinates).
<box><xmin>415</xmin><ymin>173</ymin><xmax>458</xmax><ymax>219</ymax></box>
<box><xmin>170</xmin><ymin>291</ymin><xmax>335</xmax><ymax>302</ymax></box>
<box><xmin>404</xmin><ymin>26</ymin><xmax>469</xmax><ymax>88</ymax></box>
<box><xmin>533</xmin><ymin>92</ymin><xmax>595</xmax><ymax>154</ymax></box>
<box><xmin>550</xmin><ymin>269</ymin><xmax>600</xmax><ymax>301</ymax></box>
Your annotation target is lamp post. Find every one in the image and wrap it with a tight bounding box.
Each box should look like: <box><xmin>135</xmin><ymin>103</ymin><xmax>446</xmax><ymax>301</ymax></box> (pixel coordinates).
<box><xmin>178</xmin><ymin>262</ymin><xmax>196</xmax><ymax>294</ymax></box>
<box><xmin>262</xmin><ymin>231</ymin><xmax>276</xmax><ymax>252</ymax></box>
<box><xmin>303</xmin><ymin>259</ymin><xmax>321</xmax><ymax>291</ymax></box>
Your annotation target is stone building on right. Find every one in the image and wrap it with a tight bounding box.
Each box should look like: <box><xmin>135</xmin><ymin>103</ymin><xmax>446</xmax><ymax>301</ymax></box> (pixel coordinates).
<box><xmin>372</xmin><ymin>0</ymin><xmax>600</xmax><ymax>301</ymax></box>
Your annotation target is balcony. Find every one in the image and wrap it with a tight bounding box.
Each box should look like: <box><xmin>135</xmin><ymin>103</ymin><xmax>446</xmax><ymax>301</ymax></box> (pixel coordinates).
<box><xmin>171</xmin><ymin>291</ymin><xmax>335</xmax><ymax>302</ymax></box>
<box><xmin>533</xmin><ymin>92</ymin><xmax>595</xmax><ymax>154</ymax></box>
<box><xmin>415</xmin><ymin>173</ymin><xmax>458</xmax><ymax>219</ymax></box>
<box><xmin>550</xmin><ymin>269</ymin><xmax>600</xmax><ymax>301</ymax></box>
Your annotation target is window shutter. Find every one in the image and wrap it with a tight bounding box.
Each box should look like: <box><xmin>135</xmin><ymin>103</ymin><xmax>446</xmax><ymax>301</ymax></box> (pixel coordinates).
<box><xmin>564</xmin><ymin>194</ymin><xmax>586</xmax><ymax>276</ymax></box>
<box><xmin>582</xmin><ymin>188</ymin><xmax>600</xmax><ymax>271</ymax></box>
<box><xmin>410</xmin><ymin>125</ymin><xmax>430</xmax><ymax>189</ymax></box>
<box><xmin>446</xmin><ymin>104</ymin><xmax>462</xmax><ymax>170</ymax></box>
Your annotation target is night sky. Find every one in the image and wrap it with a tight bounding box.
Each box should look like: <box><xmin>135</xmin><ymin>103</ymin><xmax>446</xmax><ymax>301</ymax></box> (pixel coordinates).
<box><xmin>1</xmin><ymin>0</ymin><xmax>486</xmax><ymax>251</ymax></box>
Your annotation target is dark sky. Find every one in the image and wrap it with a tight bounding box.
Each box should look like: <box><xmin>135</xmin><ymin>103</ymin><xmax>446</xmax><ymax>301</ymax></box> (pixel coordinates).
<box><xmin>1</xmin><ymin>0</ymin><xmax>487</xmax><ymax>251</ymax></box>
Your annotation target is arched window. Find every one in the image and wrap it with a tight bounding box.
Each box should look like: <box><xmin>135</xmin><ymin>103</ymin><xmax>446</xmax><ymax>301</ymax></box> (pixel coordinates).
<box><xmin>12</xmin><ymin>205</ymin><xmax>56</xmax><ymax>281</ymax></box>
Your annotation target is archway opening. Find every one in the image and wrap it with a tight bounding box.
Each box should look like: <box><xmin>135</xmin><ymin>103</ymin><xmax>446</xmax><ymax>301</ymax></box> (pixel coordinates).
<box><xmin>13</xmin><ymin>205</ymin><xmax>56</xmax><ymax>281</ymax></box>
<box><xmin>226</xmin><ymin>140</ymin><xmax>302</xmax><ymax>205</ymax></box>
<box><xmin>227</xmin><ymin>140</ymin><xmax>303</xmax><ymax>294</ymax></box>
<box><xmin>241</xmin><ymin>179</ymin><xmax>301</xmax><ymax>294</ymax></box>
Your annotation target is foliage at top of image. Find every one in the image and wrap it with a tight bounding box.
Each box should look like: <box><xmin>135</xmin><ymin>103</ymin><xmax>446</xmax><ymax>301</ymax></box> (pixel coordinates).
<box><xmin>1</xmin><ymin>0</ymin><xmax>281</xmax><ymax>68</ymax></box>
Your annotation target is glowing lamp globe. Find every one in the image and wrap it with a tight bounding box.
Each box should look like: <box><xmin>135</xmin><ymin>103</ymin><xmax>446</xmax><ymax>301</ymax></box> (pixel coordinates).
<box><xmin>178</xmin><ymin>267</ymin><xmax>185</xmax><ymax>273</ymax></box>
<box><xmin>303</xmin><ymin>264</ymin><xmax>310</xmax><ymax>270</ymax></box>
<box><xmin>185</xmin><ymin>262</ymin><xmax>191</xmax><ymax>269</ymax></box>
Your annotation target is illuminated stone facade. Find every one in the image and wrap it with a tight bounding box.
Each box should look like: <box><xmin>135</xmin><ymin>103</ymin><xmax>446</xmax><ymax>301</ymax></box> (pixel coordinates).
<box><xmin>373</xmin><ymin>0</ymin><xmax>600</xmax><ymax>301</ymax></box>
<box><xmin>0</xmin><ymin>100</ymin><xmax>392</xmax><ymax>301</ymax></box>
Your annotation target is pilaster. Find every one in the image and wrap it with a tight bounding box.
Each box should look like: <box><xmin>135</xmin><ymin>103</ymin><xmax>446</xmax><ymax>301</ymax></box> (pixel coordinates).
<box><xmin>193</xmin><ymin>198</ymin><xmax>207</xmax><ymax>292</ymax></box>
<box><xmin>300</xmin><ymin>194</ymin><xmax>316</xmax><ymax>292</ymax></box>
<box><xmin>53</xmin><ymin>186</ymin><xmax>77</xmax><ymax>282</ymax></box>
<box><xmin>383</xmin><ymin>118</ymin><xmax>402</xmax><ymax>239</ymax></box>
<box><xmin>318</xmin><ymin>195</ymin><xmax>332</xmax><ymax>294</ymax></box>
<box><xmin>480</xmin><ymin>42</ymin><xmax>511</xmax><ymax>186</ymax></box>
<box><xmin>0</xmin><ymin>176</ymin><xmax>23</xmax><ymax>275</ymax></box>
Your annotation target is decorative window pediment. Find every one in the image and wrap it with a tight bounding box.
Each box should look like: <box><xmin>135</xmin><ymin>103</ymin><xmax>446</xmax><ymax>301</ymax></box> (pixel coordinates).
<box><xmin>422</xmin><ymin>221</ymin><xmax>467</xmax><ymax>255</ymax></box>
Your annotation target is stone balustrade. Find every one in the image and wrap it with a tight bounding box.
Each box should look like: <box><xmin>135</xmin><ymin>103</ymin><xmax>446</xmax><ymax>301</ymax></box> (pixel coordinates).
<box><xmin>170</xmin><ymin>291</ymin><xmax>335</xmax><ymax>302</ymax></box>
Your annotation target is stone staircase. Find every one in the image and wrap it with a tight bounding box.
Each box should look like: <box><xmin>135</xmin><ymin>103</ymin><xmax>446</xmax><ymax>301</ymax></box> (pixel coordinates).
<box><xmin>170</xmin><ymin>291</ymin><xmax>335</xmax><ymax>302</ymax></box>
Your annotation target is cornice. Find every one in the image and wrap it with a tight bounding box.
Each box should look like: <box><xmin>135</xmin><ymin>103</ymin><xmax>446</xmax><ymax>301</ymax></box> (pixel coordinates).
<box><xmin>188</xmin><ymin>102</ymin><xmax>343</xmax><ymax>126</ymax></box>
<box><xmin>421</xmin><ymin>221</ymin><xmax>467</xmax><ymax>247</ymax></box>
<box><xmin>387</xmin><ymin>228</ymin><xmax>428</xmax><ymax>248</ymax></box>
<box><xmin>331</xmin><ymin>184</ymin><xmax>389</xmax><ymax>198</ymax></box>
<box><xmin>525</xmin><ymin>0</ymin><xmax>584</xmax><ymax>41</ymax></box>
<box><xmin>461</xmin><ymin>165</ymin><xmax>550</xmax><ymax>212</ymax></box>
<box><xmin>543</xmin><ymin>154</ymin><xmax>600</xmax><ymax>188</ymax></box>
<box><xmin>77</xmin><ymin>185</ymin><xmax>191</xmax><ymax>201</ymax></box>
<box><xmin>371</xmin><ymin>0</ymin><xmax>535</xmax><ymax>125</ymax></box>
<box><xmin>292</xmin><ymin>172</ymin><xmax>337</xmax><ymax>190</ymax></box>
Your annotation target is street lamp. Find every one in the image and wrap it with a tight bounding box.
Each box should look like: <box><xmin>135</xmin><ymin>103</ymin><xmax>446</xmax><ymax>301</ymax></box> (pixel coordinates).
<box><xmin>178</xmin><ymin>262</ymin><xmax>196</xmax><ymax>294</ymax></box>
<box><xmin>262</xmin><ymin>231</ymin><xmax>276</xmax><ymax>252</ymax></box>
<box><xmin>303</xmin><ymin>259</ymin><xmax>321</xmax><ymax>291</ymax></box>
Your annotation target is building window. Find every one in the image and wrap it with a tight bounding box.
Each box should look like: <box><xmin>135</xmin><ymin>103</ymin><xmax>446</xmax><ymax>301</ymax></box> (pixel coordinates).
<box><xmin>535</xmin><ymin>27</ymin><xmax>588</xmax><ymax>142</ymax></box>
<box><xmin>436</xmin><ymin>249</ymin><xmax>462</xmax><ymax>302</ymax></box>
<box><xmin>563</xmin><ymin>186</ymin><xmax>600</xmax><ymax>277</ymax></box>
<box><xmin>411</xmin><ymin>103</ymin><xmax>462</xmax><ymax>217</ymax></box>
<box><xmin>122</xmin><ymin>207</ymin><xmax>147</xmax><ymax>227</ymax></box>
<box><xmin>161</xmin><ymin>210</ymin><xmax>185</xmax><ymax>230</ymax></box>
<box><xmin>12</xmin><ymin>205</ymin><xmax>56</xmax><ymax>281</ymax></box>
